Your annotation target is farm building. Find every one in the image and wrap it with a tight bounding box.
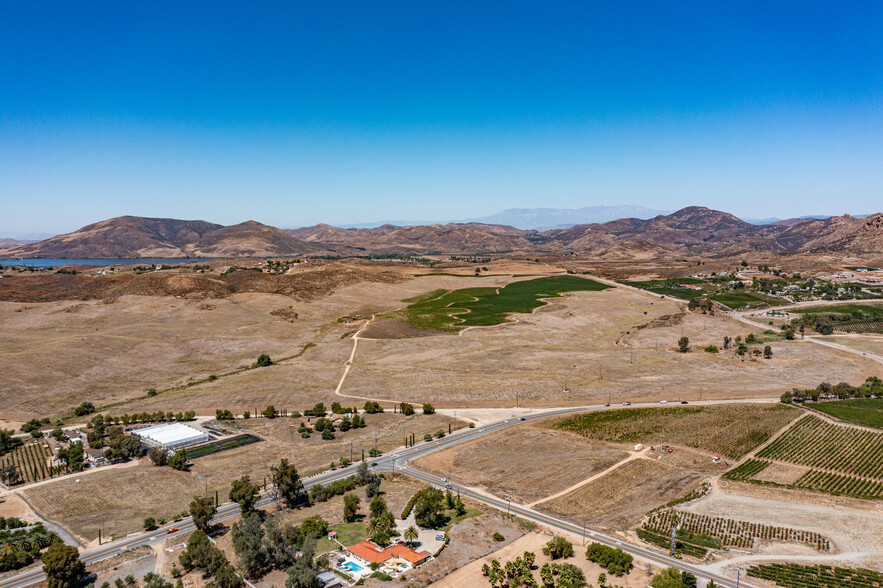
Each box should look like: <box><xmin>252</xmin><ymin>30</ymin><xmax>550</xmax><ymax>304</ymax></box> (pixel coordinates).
<box><xmin>134</xmin><ymin>423</ymin><xmax>210</xmax><ymax>450</ymax></box>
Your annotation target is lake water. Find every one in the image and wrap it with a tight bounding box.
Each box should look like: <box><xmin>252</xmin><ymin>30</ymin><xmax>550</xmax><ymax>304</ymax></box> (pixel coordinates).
<box><xmin>0</xmin><ymin>258</ymin><xmax>214</xmax><ymax>267</ymax></box>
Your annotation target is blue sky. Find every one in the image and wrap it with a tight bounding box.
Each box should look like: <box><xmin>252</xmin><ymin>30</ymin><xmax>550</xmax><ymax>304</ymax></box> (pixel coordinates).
<box><xmin>2</xmin><ymin>2</ymin><xmax>883</xmax><ymax>237</ymax></box>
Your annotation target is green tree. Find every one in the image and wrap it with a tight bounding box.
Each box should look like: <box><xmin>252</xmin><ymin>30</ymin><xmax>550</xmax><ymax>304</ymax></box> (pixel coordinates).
<box><xmin>57</xmin><ymin>442</ymin><xmax>85</xmax><ymax>471</ymax></box>
<box><xmin>369</xmin><ymin>494</ymin><xmax>388</xmax><ymax>519</ymax></box>
<box><xmin>343</xmin><ymin>494</ymin><xmax>360</xmax><ymax>522</ymax></box>
<box><xmin>232</xmin><ymin>514</ymin><xmax>268</xmax><ymax>579</ymax></box>
<box><xmin>650</xmin><ymin>568</ymin><xmax>689</xmax><ymax>588</ymax></box>
<box><xmin>189</xmin><ymin>495</ymin><xmax>217</xmax><ymax>532</ymax></box>
<box><xmin>677</xmin><ymin>336</ymin><xmax>690</xmax><ymax>353</ymax></box>
<box><xmin>143</xmin><ymin>517</ymin><xmax>157</xmax><ymax>531</ymax></box>
<box><xmin>143</xmin><ymin>573</ymin><xmax>173</xmax><ymax>588</ymax></box>
<box><xmin>149</xmin><ymin>447</ymin><xmax>168</xmax><ymax>466</ymax></box>
<box><xmin>422</xmin><ymin>403</ymin><xmax>435</xmax><ymax>415</ymax></box>
<box><xmin>230</xmin><ymin>476</ymin><xmax>260</xmax><ymax>516</ymax></box>
<box><xmin>42</xmin><ymin>543</ymin><xmax>85</xmax><ymax>588</ymax></box>
<box><xmin>542</xmin><ymin>536</ymin><xmax>574</xmax><ymax>560</ymax></box>
<box><xmin>168</xmin><ymin>448</ymin><xmax>188</xmax><ymax>471</ymax></box>
<box><xmin>764</xmin><ymin>345</ymin><xmax>773</xmax><ymax>359</ymax></box>
<box><xmin>598</xmin><ymin>572</ymin><xmax>607</xmax><ymax>586</ymax></box>
<box><xmin>413</xmin><ymin>487</ymin><xmax>445</xmax><ymax>528</ymax></box>
<box><xmin>263</xmin><ymin>405</ymin><xmax>277</xmax><ymax>419</ymax></box>
<box><xmin>399</xmin><ymin>402</ymin><xmax>415</xmax><ymax>416</ymax></box>
<box><xmin>557</xmin><ymin>564</ymin><xmax>586</xmax><ymax>588</ymax></box>
<box><xmin>403</xmin><ymin>525</ymin><xmax>418</xmax><ymax>546</ymax></box>
<box><xmin>284</xmin><ymin>536</ymin><xmax>321</xmax><ymax>588</ymax></box>
<box><xmin>271</xmin><ymin>458</ymin><xmax>305</xmax><ymax>508</ymax></box>
<box><xmin>255</xmin><ymin>354</ymin><xmax>273</xmax><ymax>367</ymax></box>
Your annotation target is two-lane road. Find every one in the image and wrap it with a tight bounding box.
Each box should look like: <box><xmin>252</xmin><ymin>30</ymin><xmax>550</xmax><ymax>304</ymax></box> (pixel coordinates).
<box><xmin>1</xmin><ymin>400</ymin><xmax>769</xmax><ymax>588</ymax></box>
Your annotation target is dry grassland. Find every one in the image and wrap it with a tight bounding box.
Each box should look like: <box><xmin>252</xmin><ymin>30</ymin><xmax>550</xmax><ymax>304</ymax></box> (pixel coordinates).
<box><xmin>23</xmin><ymin>412</ymin><xmax>466</xmax><ymax>540</ymax></box>
<box><xmin>542</xmin><ymin>449</ymin><xmax>728</xmax><ymax>531</ymax></box>
<box><xmin>412</xmin><ymin>426</ymin><xmax>629</xmax><ymax>504</ymax></box>
<box><xmin>0</xmin><ymin>273</ymin><xmax>521</xmax><ymax>420</ymax></box>
<box><xmin>814</xmin><ymin>334</ymin><xmax>883</xmax><ymax>357</ymax></box>
<box><xmin>345</xmin><ymin>287</ymin><xmax>876</xmax><ymax>408</ymax></box>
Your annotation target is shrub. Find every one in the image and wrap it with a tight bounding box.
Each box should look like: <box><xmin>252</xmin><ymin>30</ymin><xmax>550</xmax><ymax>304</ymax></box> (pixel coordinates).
<box><xmin>543</xmin><ymin>536</ymin><xmax>574</xmax><ymax>560</ymax></box>
<box><xmin>399</xmin><ymin>402</ymin><xmax>415</xmax><ymax>416</ymax></box>
<box><xmin>704</xmin><ymin>345</ymin><xmax>719</xmax><ymax>353</ymax></box>
<box><xmin>493</xmin><ymin>532</ymin><xmax>505</xmax><ymax>542</ymax></box>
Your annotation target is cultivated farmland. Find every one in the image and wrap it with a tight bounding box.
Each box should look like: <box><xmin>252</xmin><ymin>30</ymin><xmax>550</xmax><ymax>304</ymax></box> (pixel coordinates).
<box><xmin>722</xmin><ymin>415</ymin><xmax>883</xmax><ymax>500</ymax></box>
<box><xmin>748</xmin><ymin>563</ymin><xmax>883</xmax><ymax>588</ymax></box>
<box><xmin>644</xmin><ymin>509</ymin><xmax>831</xmax><ymax>551</ymax></box>
<box><xmin>0</xmin><ymin>441</ymin><xmax>57</xmax><ymax>484</ymax></box>
<box><xmin>551</xmin><ymin>403</ymin><xmax>797</xmax><ymax>459</ymax></box>
<box><xmin>809</xmin><ymin>398</ymin><xmax>883</xmax><ymax>429</ymax></box>
<box><xmin>383</xmin><ymin>275</ymin><xmax>612</xmax><ymax>333</ymax></box>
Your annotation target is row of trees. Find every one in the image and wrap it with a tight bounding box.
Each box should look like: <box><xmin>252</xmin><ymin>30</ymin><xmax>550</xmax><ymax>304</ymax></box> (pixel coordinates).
<box><xmin>782</xmin><ymin>376</ymin><xmax>883</xmax><ymax>403</ymax></box>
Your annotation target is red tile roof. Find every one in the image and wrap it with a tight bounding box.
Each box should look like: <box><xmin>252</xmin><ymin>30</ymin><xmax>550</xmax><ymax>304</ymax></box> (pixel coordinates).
<box><xmin>346</xmin><ymin>541</ymin><xmax>429</xmax><ymax>565</ymax></box>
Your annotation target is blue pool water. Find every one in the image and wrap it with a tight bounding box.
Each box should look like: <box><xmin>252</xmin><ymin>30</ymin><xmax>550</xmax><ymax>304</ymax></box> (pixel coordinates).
<box><xmin>341</xmin><ymin>562</ymin><xmax>365</xmax><ymax>573</ymax></box>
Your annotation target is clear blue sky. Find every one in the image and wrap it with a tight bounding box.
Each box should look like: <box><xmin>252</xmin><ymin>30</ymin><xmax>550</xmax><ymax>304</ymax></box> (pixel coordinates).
<box><xmin>2</xmin><ymin>1</ymin><xmax>882</xmax><ymax>237</ymax></box>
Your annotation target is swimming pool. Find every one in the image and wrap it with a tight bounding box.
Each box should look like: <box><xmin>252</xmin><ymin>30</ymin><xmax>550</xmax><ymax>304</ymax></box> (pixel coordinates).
<box><xmin>341</xmin><ymin>561</ymin><xmax>365</xmax><ymax>573</ymax></box>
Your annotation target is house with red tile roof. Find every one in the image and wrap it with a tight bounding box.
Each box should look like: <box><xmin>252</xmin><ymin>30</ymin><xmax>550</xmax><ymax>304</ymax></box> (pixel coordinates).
<box><xmin>346</xmin><ymin>540</ymin><xmax>431</xmax><ymax>567</ymax></box>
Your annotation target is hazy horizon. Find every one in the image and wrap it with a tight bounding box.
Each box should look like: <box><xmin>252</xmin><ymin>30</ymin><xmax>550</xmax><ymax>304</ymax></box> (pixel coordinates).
<box><xmin>3</xmin><ymin>2</ymin><xmax>882</xmax><ymax>237</ymax></box>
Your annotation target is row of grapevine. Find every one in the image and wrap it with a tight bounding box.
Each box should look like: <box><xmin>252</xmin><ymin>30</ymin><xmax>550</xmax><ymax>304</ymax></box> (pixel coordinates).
<box><xmin>835</xmin><ymin>321</ymin><xmax>883</xmax><ymax>334</ymax></box>
<box><xmin>722</xmin><ymin>458</ymin><xmax>770</xmax><ymax>481</ymax></box>
<box><xmin>748</xmin><ymin>563</ymin><xmax>883</xmax><ymax>588</ymax></box>
<box><xmin>635</xmin><ymin>528</ymin><xmax>707</xmax><ymax>558</ymax></box>
<box><xmin>0</xmin><ymin>442</ymin><xmax>58</xmax><ymax>484</ymax></box>
<box><xmin>795</xmin><ymin>469</ymin><xmax>883</xmax><ymax>500</ymax></box>
<box><xmin>645</xmin><ymin>509</ymin><xmax>831</xmax><ymax>551</ymax></box>
<box><xmin>757</xmin><ymin>416</ymin><xmax>883</xmax><ymax>479</ymax></box>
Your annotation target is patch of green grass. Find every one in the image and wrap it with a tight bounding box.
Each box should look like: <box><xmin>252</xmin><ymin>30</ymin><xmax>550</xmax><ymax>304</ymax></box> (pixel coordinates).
<box><xmin>810</xmin><ymin>398</ymin><xmax>883</xmax><ymax>430</ymax></box>
<box><xmin>315</xmin><ymin>522</ymin><xmax>369</xmax><ymax>553</ymax></box>
<box><xmin>386</xmin><ymin>276</ymin><xmax>612</xmax><ymax>333</ymax></box>
<box><xmin>791</xmin><ymin>303</ymin><xmax>883</xmax><ymax>318</ymax></box>
<box><xmin>441</xmin><ymin>507</ymin><xmax>483</xmax><ymax>532</ymax></box>
<box><xmin>625</xmin><ymin>278</ymin><xmax>713</xmax><ymax>300</ymax></box>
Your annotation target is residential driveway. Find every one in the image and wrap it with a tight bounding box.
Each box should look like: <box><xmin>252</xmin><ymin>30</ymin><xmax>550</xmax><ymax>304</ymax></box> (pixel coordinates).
<box><xmin>395</xmin><ymin>512</ymin><xmax>444</xmax><ymax>554</ymax></box>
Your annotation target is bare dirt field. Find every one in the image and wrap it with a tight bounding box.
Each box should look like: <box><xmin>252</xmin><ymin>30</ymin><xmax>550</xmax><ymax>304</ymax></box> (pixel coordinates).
<box><xmin>344</xmin><ymin>286</ymin><xmax>877</xmax><ymax>408</ymax></box>
<box><xmin>412</xmin><ymin>426</ymin><xmax>629</xmax><ymax>504</ymax></box>
<box><xmin>682</xmin><ymin>481</ymin><xmax>883</xmax><ymax>571</ymax></box>
<box><xmin>541</xmin><ymin>448</ymin><xmax>729</xmax><ymax>531</ymax></box>
<box><xmin>22</xmin><ymin>412</ymin><xmax>467</xmax><ymax>541</ymax></box>
<box><xmin>430</xmin><ymin>527</ymin><xmax>661</xmax><ymax>588</ymax></box>
<box><xmin>814</xmin><ymin>334</ymin><xmax>883</xmax><ymax>357</ymax></box>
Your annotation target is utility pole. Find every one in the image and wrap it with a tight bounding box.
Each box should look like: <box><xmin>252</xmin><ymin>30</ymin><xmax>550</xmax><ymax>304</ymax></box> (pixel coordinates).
<box><xmin>660</xmin><ymin>434</ymin><xmax>664</xmax><ymax>451</ymax></box>
<box><xmin>736</xmin><ymin>566</ymin><xmax>743</xmax><ymax>588</ymax></box>
<box><xmin>506</xmin><ymin>493</ymin><xmax>513</xmax><ymax>518</ymax></box>
<box><xmin>349</xmin><ymin>440</ymin><xmax>354</xmax><ymax>463</ymax></box>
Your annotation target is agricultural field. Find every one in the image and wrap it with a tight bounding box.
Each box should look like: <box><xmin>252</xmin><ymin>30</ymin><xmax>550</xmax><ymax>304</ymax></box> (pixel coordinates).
<box><xmin>709</xmin><ymin>290</ymin><xmax>789</xmax><ymax>309</ymax></box>
<box><xmin>624</xmin><ymin>278</ymin><xmax>711</xmax><ymax>300</ymax></box>
<box><xmin>185</xmin><ymin>434</ymin><xmax>260</xmax><ymax>460</ymax></box>
<box><xmin>756</xmin><ymin>415</ymin><xmax>883</xmax><ymax>478</ymax></box>
<box><xmin>541</xmin><ymin>448</ymin><xmax>728</xmax><ymax>530</ymax></box>
<box><xmin>722</xmin><ymin>415</ymin><xmax>883</xmax><ymax>500</ymax></box>
<box><xmin>551</xmin><ymin>403</ymin><xmax>798</xmax><ymax>459</ymax></box>
<box><xmin>792</xmin><ymin>303</ymin><xmax>883</xmax><ymax>334</ymax></box>
<box><xmin>23</xmin><ymin>411</ymin><xmax>468</xmax><ymax>540</ymax></box>
<box><xmin>411</xmin><ymin>425</ymin><xmax>629</xmax><ymax>504</ymax></box>
<box><xmin>0</xmin><ymin>440</ymin><xmax>57</xmax><ymax>484</ymax></box>
<box><xmin>748</xmin><ymin>563</ymin><xmax>883</xmax><ymax>588</ymax></box>
<box><xmin>644</xmin><ymin>509</ymin><xmax>831</xmax><ymax>551</ymax></box>
<box><xmin>383</xmin><ymin>275</ymin><xmax>612</xmax><ymax>333</ymax></box>
<box><xmin>809</xmin><ymin>398</ymin><xmax>883</xmax><ymax>429</ymax></box>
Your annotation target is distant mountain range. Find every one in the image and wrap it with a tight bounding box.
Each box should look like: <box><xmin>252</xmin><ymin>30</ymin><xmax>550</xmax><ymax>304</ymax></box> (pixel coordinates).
<box><xmin>3</xmin><ymin>207</ymin><xmax>883</xmax><ymax>260</ymax></box>
<box><xmin>336</xmin><ymin>205</ymin><xmax>670</xmax><ymax>230</ymax></box>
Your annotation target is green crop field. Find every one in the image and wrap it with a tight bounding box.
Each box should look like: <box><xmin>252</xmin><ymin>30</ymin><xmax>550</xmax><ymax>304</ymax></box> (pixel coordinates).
<box><xmin>748</xmin><ymin>563</ymin><xmax>883</xmax><ymax>588</ymax></box>
<box><xmin>624</xmin><ymin>278</ymin><xmax>709</xmax><ymax>300</ymax></box>
<box><xmin>757</xmin><ymin>415</ymin><xmax>883</xmax><ymax>478</ymax></box>
<box><xmin>552</xmin><ymin>404</ymin><xmax>796</xmax><ymax>459</ymax></box>
<box><xmin>709</xmin><ymin>291</ymin><xmax>788</xmax><ymax>309</ymax></box>
<box><xmin>792</xmin><ymin>303</ymin><xmax>883</xmax><ymax>317</ymax></box>
<box><xmin>386</xmin><ymin>275</ymin><xmax>612</xmax><ymax>333</ymax></box>
<box><xmin>810</xmin><ymin>398</ymin><xmax>883</xmax><ymax>429</ymax></box>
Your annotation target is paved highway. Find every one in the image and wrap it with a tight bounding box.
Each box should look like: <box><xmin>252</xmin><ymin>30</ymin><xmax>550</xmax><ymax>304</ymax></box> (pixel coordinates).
<box><xmin>1</xmin><ymin>400</ymin><xmax>766</xmax><ymax>588</ymax></box>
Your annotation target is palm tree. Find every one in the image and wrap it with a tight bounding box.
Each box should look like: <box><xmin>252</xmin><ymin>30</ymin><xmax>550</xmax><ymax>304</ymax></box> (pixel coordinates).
<box><xmin>403</xmin><ymin>525</ymin><xmax>418</xmax><ymax>546</ymax></box>
<box><xmin>367</xmin><ymin>519</ymin><xmax>379</xmax><ymax>542</ymax></box>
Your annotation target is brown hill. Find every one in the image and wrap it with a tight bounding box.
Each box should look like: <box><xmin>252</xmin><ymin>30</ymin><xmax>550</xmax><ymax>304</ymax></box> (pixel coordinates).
<box><xmin>4</xmin><ymin>217</ymin><xmax>323</xmax><ymax>259</ymax></box>
<box><xmin>184</xmin><ymin>220</ymin><xmax>323</xmax><ymax>257</ymax></box>
<box><xmin>4</xmin><ymin>217</ymin><xmax>223</xmax><ymax>258</ymax></box>
<box><xmin>286</xmin><ymin>222</ymin><xmax>537</xmax><ymax>254</ymax></box>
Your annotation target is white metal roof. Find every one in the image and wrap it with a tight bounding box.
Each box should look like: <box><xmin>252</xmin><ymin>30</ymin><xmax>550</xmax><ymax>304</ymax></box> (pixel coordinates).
<box><xmin>135</xmin><ymin>423</ymin><xmax>207</xmax><ymax>445</ymax></box>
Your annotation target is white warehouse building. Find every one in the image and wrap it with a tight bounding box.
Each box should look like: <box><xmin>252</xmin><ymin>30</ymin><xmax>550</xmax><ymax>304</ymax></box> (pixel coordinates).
<box><xmin>135</xmin><ymin>423</ymin><xmax>210</xmax><ymax>450</ymax></box>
